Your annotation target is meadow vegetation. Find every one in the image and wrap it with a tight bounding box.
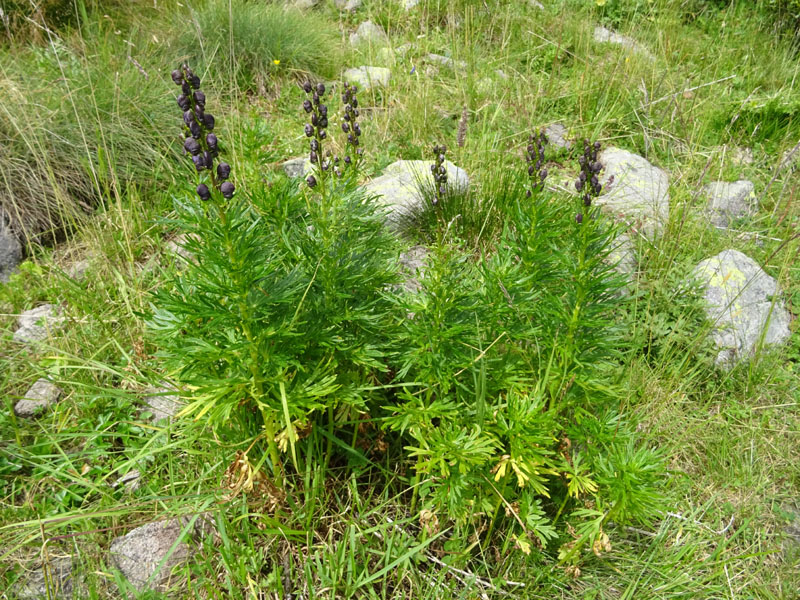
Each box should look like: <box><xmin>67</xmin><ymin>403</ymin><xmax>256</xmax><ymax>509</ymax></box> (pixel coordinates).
<box><xmin>1</xmin><ymin>0</ymin><xmax>798</xmax><ymax>598</ymax></box>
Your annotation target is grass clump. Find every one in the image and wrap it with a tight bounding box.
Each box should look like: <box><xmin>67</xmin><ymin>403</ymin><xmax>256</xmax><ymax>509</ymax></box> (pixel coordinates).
<box><xmin>0</xmin><ymin>25</ymin><xmax>176</xmax><ymax>244</ymax></box>
<box><xmin>175</xmin><ymin>0</ymin><xmax>342</xmax><ymax>92</ymax></box>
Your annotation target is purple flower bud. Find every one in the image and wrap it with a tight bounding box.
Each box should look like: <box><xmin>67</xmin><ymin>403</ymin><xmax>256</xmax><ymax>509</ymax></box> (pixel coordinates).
<box><xmin>217</xmin><ymin>162</ymin><xmax>231</xmax><ymax>180</ymax></box>
<box><xmin>220</xmin><ymin>181</ymin><xmax>235</xmax><ymax>198</ymax></box>
<box><xmin>177</xmin><ymin>95</ymin><xmax>190</xmax><ymax>111</ymax></box>
<box><xmin>342</xmin><ymin>122</ymin><xmax>350</xmax><ymax>133</ymax></box>
<box><xmin>171</xmin><ymin>69</ymin><xmax>184</xmax><ymax>85</ymax></box>
<box><xmin>203</xmin><ymin>114</ymin><xmax>215</xmax><ymax>130</ymax></box>
<box><xmin>316</xmin><ymin>82</ymin><xmax>325</xmax><ymax>96</ymax></box>
<box><xmin>319</xmin><ymin>117</ymin><xmax>328</xmax><ymax>129</ymax></box>
<box><xmin>311</xmin><ymin>113</ymin><xmax>318</xmax><ymax>126</ymax></box>
<box><xmin>305</xmin><ymin>124</ymin><xmax>314</xmax><ymax>137</ymax></box>
<box><xmin>193</xmin><ymin>90</ymin><xmax>205</xmax><ymax>105</ymax></box>
<box><xmin>576</xmin><ymin>213</ymin><xmax>583</xmax><ymax>224</ymax></box>
<box><xmin>579</xmin><ymin>171</ymin><xmax>587</xmax><ymax>182</ymax></box>
<box><xmin>206</xmin><ymin>133</ymin><xmax>218</xmax><ymax>149</ymax></box>
<box><xmin>593</xmin><ymin>183</ymin><xmax>602</xmax><ymax>195</ymax></box>
<box><xmin>203</xmin><ymin>151</ymin><xmax>212</xmax><ymax>168</ymax></box>
<box><xmin>344</xmin><ymin>155</ymin><xmax>352</xmax><ymax>164</ymax></box>
<box><xmin>189</xmin><ymin>121</ymin><xmax>201</xmax><ymax>139</ymax></box>
<box><xmin>307</xmin><ymin>175</ymin><xmax>317</xmax><ymax>188</ymax></box>
<box><xmin>590</xmin><ymin>175</ymin><xmax>599</xmax><ymax>187</ymax></box>
<box><xmin>539</xmin><ymin>168</ymin><xmax>548</xmax><ymax>180</ymax></box>
<box><xmin>310</xmin><ymin>139</ymin><xmax>319</xmax><ymax>152</ymax></box>
<box><xmin>303</xmin><ymin>100</ymin><xmax>313</xmax><ymax>113</ymax></box>
<box><xmin>584</xmin><ymin>194</ymin><xmax>592</xmax><ymax>206</ymax></box>
<box><xmin>528</xmin><ymin>165</ymin><xmax>535</xmax><ymax>176</ymax></box>
<box><xmin>192</xmin><ymin>154</ymin><xmax>205</xmax><ymax>171</ymax></box>
<box><xmin>594</xmin><ymin>141</ymin><xmax>601</xmax><ymax>150</ymax></box>
<box><xmin>351</xmin><ymin>97</ymin><xmax>358</xmax><ymax>109</ymax></box>
<box><xmin>356</xmin><ymin>148</ymin><xmax>363</xmax><ymax>156</ymax></box>
<box><xmin>575</xmin><ymin>179</ymin><xmax>584</xmax><ymax>192</ymax></box>
<box><xmin>189</xmin><ymin>74</ymin><xmax>201</xmax><ymax>89</ymax></box>
<box><xmin>431</xmin><ymin>164</ymin><xmax>436</xmax><ymax>173</ymax></box>
<box><xmin>310</xmin><ymin>151</ymin><xmax>318</xmax><ymax>163</ymax></box>
<box><xmin>526</xmin><ymin>189</ymin><xmax>532</xmax><ymax>198</ymax></box>
<box><xmin>353</xmin><ymin>109</ymin><xmax>359</xmax><ymax>117</ymax></box>
<box><xmin>182</xmin><ymin>81</ymin><xmax>191</xmax><ymax>96</ymax></box>
<box><xmin>303</xmin><ymin>81</ymin><xmax>313</xmax><ymax>94</ymax></box>
<box><xmin>184</xmin><ymin>137</ymin><xmax>201</xmax><ymax>155</ymax></box>
<box><xmin>319</xmin><ymin>104</ymin><xmax>327</xmax><ymax>116</ymax></box>
<box><xmin>354</xmin><ymin>123</ymin><xmax>362</xmax><ymax>136</ymax></box>
<box><xmin>183</xmin><ymin>111</ymin><xmax>194</xmax><ymax>126</ymax></box>
<box><xmin>319</xmin><ymin>130</ymin><xmax>327</xmax><ymax>140</ymax></box>
<box><xmin>196</xmin><ymin>183</ymin><xmax>211</xmax><ymax>200</ymax></box>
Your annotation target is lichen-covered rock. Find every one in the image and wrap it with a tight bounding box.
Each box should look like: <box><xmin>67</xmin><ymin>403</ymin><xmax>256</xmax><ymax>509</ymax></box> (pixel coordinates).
<box><xmin>597</xmin><ymin>148</ymin><xmax>670</xmax><ymax>240</ymax></box>
<box><xmin>13</xmin><ymin>304</ymin><xmax>64</xmax><ymax>344</ymax></box>
<box><xmin>14</xmin><ymin>556</ymin><xmax>74</xmax><ymax>599</ymax></box>
<box><xmin>142</xmin><ymin>388</ymin><xmax>183</xmax><ymax>424</ymax></box>
<box><xmin>693</xmin><ymin>249</ymin><xmax>792</xmax><ymax>367</ymax></box>
<box><xmin>0</xmin><ymin>223</ymin><xmax>21</xmax><ymax>283</ymax></box>
<box><xmin>282</xmin><ymin>156</ymin><xmax>313</xmax><ymax>178</ymax></box>
<box><xmin>593</xmin><ymin>26</ymin><xmax>653</xmax><ymax>59</ymax></box>
<box><xmin>109</xmin><ymin>516</ymin><xmax>212</xmax><ymax>593</ymax></box>
<box><xmin>731</xmin><ymin>146</ymin><xmax>754</xmax><ymax>166</ymax></box>
<box><xmin>14</xmin><ymin>378</ymin><xmax>63</xmax><ymax>418</ymax></box>
<box><xmin>703</xmin><ymin>180</ymin><xmax>757</xmax><ymax>226</ymax></box>
<box><xmin>349</xmin><ymin>21</ymin><xmax>389</xmax><ymax>47</ymax></box>
<box><xmin>65</xmin><ymin>258</ymin><xmax>91</xmax><ymax>281</ymax></box>
<box><xmin>544</xmin><ymin>123</ymin><xmax>571</xmax><ymax>150</ymax></box>
<box><xmin>343</xmin><ymin>66</ymin><xmax>391</xmax><ymax>90</ymax></box>
<box><xmin>362</xmin><ymin>160</ymin><xmax>469</xmax><ymax>224</ymax></box>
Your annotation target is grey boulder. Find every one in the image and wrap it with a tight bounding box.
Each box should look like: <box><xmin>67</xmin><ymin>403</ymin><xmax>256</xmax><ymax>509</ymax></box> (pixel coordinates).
<box><xmin>13</xmin><ymin>556</ymin><xmax>74</xmax><ymax>599</ymax></box>
<box><xmin>544</xmin><ymin>123</ymin><xmax>571</xmax><ymax>150</ymax></box>
<box><xmin>397</xmin><ymin>246</ymin><xmax>429</xmax><ymax>294</ymax></box>
<box><xmin>425</xmin><ymin>53</ymin><xmax>467</xmax><ymax>71</ymax></box>
<box><xmin>13</xmin><ymin>304</ymin><xmax>64</xmax><ymax>344</ymax></box>
<box><xmin>703</xmin><ymin>180</ymin><xmax>757</xmax><ymax>226</ymax></box>
<box><xmin>142</xmin><ymin>388</ymin><xmax>183</xmax><ymax>424</ymax></box>
<box><xmin>350</xmin><ymin>21</ymin><xmax>389</xmax><ymax>47</ymax></box>
<box><xmin>335</xmin><ymin>0</ymin><xmax>360</xmax><ymax>9</ymax></box>
<box><xmin>282</xmin><ymin>156</ymin><xmax>313</xmax><ymax>179</ymax></box>
<box><xmin>363</xmin><ymin>159</ymin><xmax>469</xmax><ymax>224</ymax></box>
<box><xmin>0</xmin><ymin>223</ymin><xmax>22</xmax><ymax>283</ymax></box>
<box><xmin>597</xmin><ymin>147</ymin><xmax>670</xmax><ymax>240</ymax></box>
<box><xmin>343</xmin><ymin>66</ymin><xmax>391</xmax><ymax>91</ymax></box>
<box><xmin>593</xmin><ymin>26</ymin><xmax>654</xmax><ymax>59</ymax></box>
<box><xmin>109</xmin><ymin>516</ymin><xmax>213</xmax><ymax>593</ymax></box>
<box><xmin>14</xmin><ymin>378</ymin><xmax>63</xmax><ymax>418</ymax></box>
<box><xmin>693</xmin><ymin>249</ymin><xmax>792</xmax><ymax>368</ymax></box>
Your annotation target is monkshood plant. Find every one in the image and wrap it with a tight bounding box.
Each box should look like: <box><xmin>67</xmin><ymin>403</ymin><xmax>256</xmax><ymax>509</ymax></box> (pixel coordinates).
<box><xmin>386</xmin><ymin>136</ymin><xmax>664</xmax><ymax>564</ymax></box>
<box><xmin>148</xmin><ymin>65</ymin><xmax>399</xmax><ymax>487</ymax></box>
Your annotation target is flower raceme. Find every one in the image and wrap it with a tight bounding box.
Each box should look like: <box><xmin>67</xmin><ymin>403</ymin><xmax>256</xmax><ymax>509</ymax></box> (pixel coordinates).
<box><xmin>171</xmin><ymin>63</ymin><xmax>234</xmax><ymax>202</ymax></box>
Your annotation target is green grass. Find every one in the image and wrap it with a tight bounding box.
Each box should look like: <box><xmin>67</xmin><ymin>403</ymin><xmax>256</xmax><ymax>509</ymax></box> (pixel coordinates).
<box><xmin>1</xmin><ymin>0</ymin><xmax>799</xmax><ymax>598</ymax></box>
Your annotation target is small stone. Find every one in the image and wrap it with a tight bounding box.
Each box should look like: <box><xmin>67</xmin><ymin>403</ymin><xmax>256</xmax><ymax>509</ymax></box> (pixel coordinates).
<box><xmin>593</xmin><ymin>25</ymin><xmax>653</xmax><ymax>59</ymax></box>
<box><xmin>779</xmin><ymin>146</ymin><xmax>800</xmax><ymax>171</ymax></box>
<box><xmin>282</xmin><ymin>157</ymin><xmax>313</xmax><ymax>178</ymax></box>
<box><xmin>425</xmin><ymin>53</ymin><xmax>467</xmax><ymax>71</ymax></box>
<box><xmin>528</xmin><ymin>0</ymin><xmax>544</xmax><ymax>8</ymax></box>
<box><xmin>291</xmin><ymin>0</ymin><xmax>318</xmax><ymax>8</ymax></box>
<box><xmin>731</xmin><ymin>146</ymin><xmax>754</xmax><ymax>166</ymax></box>
<box><xmin>544</xmin><ymin>123</ymin><xmax>571</xmax><ymax>150</ymax></box>
<box><xmin>142</xmin><ymin>388</ymin><xmax>183</xmax><ymax>424</ymax></box>
<box><xmin>13</xmin><ymin>304</ymin><xmax>64</xmax><ymax>344</ymax></box>
<box><xmin>0</xmin><ymin>221</ymin><xmax>22</xmax><ymax>283</ymax></box>
<box><xmin>109</xmin><ymin>516</ymin><xmax>213</xmax><ymax>593</ymax></box>
<box><xmin>343</xmin><ymin>66</ymin><xmax>391</xmax><ymax>91</ymax></box>
<box><xmin>65</xmin><ymin>258</ymin><xmax>90</xmax><ymax>281</ymax></box>
<box><xmin>376</xmin><ymin>47</ymin><xmax>396</xmax><ymax>66</ymax></box>
<box><xmin>597</xmin><ymin>148</ymin><xmax>670</xmax><ymax>240</ymax></box>
<box><xmin>693</xmin><ymin>249</ymin><xmax>792</xmax><ymax>368</ymax></box>
<box><xmin>396</xmin><ymin>246</ymin><xmax>429</xmax><ymax>294</ymax></box>
<box><xmin>363</xmin><ymin>159</ymin><xmax>469</xmax><ymax>225</ymax></box>
<box><xmin>14</xmin><ymin>556</ymin><xmax>74</xmax><ymax>600</ymax></box>
<box><xmin>334</xmin><ymin>0</ymin><xmax>360</xmax><ymax>9</ymax></box>
<box><xmin>112</xmin><ymin>469</ymin><xmax>142</xmax><ymax>493</ymax></box>
<box><xmin>395</xmin><ymin>43</ymin><xmax>413</xmax><ymax>57</ymax></box>
<box><xmin>349</xmin><ymin>21</ymin><xmax>389</xmax><ymax>47</ymax></box>
<box><xmin>14</xmin><ymin>378</ymin><xmax>63</xmax><ymax>418</ymax></box>
<box><xmin>703</xmin><ymin>180</ymin><xmax>757</xmax><ymax>227</ymax></box>
<box><xmin>402</xmin><ymin>0</ymin><xmax>420</xmax><ymax>9</ymax></box>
